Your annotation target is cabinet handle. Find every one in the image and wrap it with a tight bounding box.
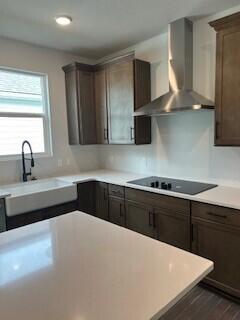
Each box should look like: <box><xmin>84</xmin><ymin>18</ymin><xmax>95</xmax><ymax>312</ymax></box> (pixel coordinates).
<box><xmin>130</xmin><ymin>127</ymin><xmax>135</xmax><ymax>141</ymax></box>
<box><xmin>191</xmin><ymin>224</ymin><xmax>196</xmax><ymax>242</ymax></box>
<box><xmin>215</xmin><ymin>121</ymin><xmax>219</xmax><ymax>140</ymax></box>
<box><xmin>104</xmin><ymin>128</ymin><xmax>108</xmax><ymax>140</ymax></box>
<box><xmin>207</xmin><ymin>212</ymin><xmax>227</xmax><ymax>219</ymax></box>
<box><xmin>149</xmin><ymin>211</ymin><xmax>153</xmax><ymax>227</ymax></box>
<box><xmin>103</xmin><ymin>188</ymin><xmax>107</xmax><ymax>201</ymax></box>
<box><xmin>191</xmin><ymin>224</ymin><xmax>198</xmax><ymax>252</ymax></box>
<box><xmin>149</xmin><ymin>211</ymin><xmax>156</xmax><ymax>228</ymax></box>
<box><xmin>120</xmin><ymin>203</ymin><xmax>123</xmax><ymax>217</ymax></box>
<box><xmin>112</xmin><ymin>190</ymin><xmax>122</xmax><ymax>197</ymax></box>
<box><xmin>152</xmin><ymin>212</ymin><xmax>156</xmax><ymax>228</ymax></box>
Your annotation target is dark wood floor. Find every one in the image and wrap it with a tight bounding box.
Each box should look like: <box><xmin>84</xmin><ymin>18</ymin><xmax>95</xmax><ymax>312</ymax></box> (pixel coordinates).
<box><xmin>160</xmin><ymin>285</ymin><xmax>240</xmax><ymax>320</ymax></box>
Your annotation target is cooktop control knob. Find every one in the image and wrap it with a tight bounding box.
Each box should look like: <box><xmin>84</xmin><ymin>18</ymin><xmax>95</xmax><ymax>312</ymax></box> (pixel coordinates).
<box><xmin>161</xmin><ymin>182</ymin><xmax>172</xmax><ymax>190</ymax></box>
<box><xmin>150</xmin><ymin>181</ymin><xmax>160</xmax><ymax>188</ymax></box>
<box><xmin>161</xmin><ymin>182</ymin><xmax>168</xmax><ymax>189</ymax></box>
<box><xmin>151</xmin><ymin>181</ymin><xmax>170</xmax><ymax>189</ymax></box>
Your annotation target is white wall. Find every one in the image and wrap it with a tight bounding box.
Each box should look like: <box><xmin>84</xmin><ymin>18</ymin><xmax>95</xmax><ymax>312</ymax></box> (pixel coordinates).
<box><xmin>99</xmin><ymin>4</ymin><xmax>240</xmax><ymax>187</ymax></box>
<box><xmin>0</xmin><ymin>37</ymin><xmax>99</xmax><ymax>184</ymax></box>
<box><xmin>1</xmin><ymin>5</ymin><xmax>240</xmax><ymax>187</ymax></box>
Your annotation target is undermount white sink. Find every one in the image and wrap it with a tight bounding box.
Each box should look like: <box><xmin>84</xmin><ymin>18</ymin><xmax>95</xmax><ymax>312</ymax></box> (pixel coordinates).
<box><xmin>2</xmin><ymin>178</ymin><xmax>77</xmax><ymax>217</ymax></box>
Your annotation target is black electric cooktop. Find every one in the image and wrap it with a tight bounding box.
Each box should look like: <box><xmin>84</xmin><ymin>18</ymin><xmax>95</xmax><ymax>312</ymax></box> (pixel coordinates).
<box><xmin>128</xmin><ymin>176</ymin><xmax>217</xmax><ymax>195</ymax></box>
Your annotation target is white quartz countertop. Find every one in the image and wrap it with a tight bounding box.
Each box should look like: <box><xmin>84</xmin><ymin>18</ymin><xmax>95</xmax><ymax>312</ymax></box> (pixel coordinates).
<box><xmin>0</xmin><ymin>211</ymin><xmax>213</xmax><ymax>320</ymax></box>
<box><xmin>2</xmin><ymin>169</ymin><xmax>240</xmax><ymax>210</ymax></box>
<box><xmin>0</xmin><ymin>188</ymin><xmax>10</xmax><ymax>199</ymax></box>
<box><xmin>58</xmin><ymin>169</ymin><xmax>240</xmax><ymax>210</ymax></box>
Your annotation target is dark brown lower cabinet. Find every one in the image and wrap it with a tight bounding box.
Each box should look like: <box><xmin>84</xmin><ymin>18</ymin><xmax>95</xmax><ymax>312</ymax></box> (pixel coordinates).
<box><xmin>125</xmin><ymin>187</ymin><xmax>191</xmax><ymax>248</ymax></box>
<box><xmin>95</xmin><ymin>182</ymin><xmax>108</xmax><ymax>220</ymax></box>
<box><xmin>77</xmin><ymin>182</ymin><xmax>96</xmax><ymax>215</ymax></box>
<box><xmin>125</xmin><ymin>200</ymin><xmax>155</xmax><ymax>238</ymax></box>
<box><xmin>78</xmin><ymin>181</ymin><xmax>109</xmax><ymax>220</ymax></box>
<box><xmin>192</xmin><ymin>217</ymin><xmax>240</xmax><ymax>298</ymax></box>
<box><xmin>0</xmin><ymin>199</ymin><xmax>6</xmax><ymax>232</ymax></box>
<box><xmin>6</xmin><ymin>201</ymin><xmax>77</xmax><ymax>230</ymax></box>
<box><xmin>108</xmin><ymin>196</ymin><xmax>125</xmax><ymax>227</ymax></box>
<box><xmin>155</xmin><ymin>207</ymin><xmax>190</xmax><ymax>251</ymax></box>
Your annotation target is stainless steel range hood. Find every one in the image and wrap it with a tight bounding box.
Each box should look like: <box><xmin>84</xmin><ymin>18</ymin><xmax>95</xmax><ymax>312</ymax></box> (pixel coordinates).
<box><xmin>134</xmin><ymin>18</ymin><xmax>214</xmax><ymax>116</ymax></box>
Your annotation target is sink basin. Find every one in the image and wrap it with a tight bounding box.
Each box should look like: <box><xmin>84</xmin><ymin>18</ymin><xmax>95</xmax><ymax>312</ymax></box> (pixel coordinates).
<box><xmin>2</xmin><ymin>178</ymin><xmax>77</xmax><ymax>217</ymax></box>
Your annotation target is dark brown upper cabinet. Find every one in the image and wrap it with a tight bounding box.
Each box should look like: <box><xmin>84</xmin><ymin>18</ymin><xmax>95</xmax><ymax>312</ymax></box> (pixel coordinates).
<box><xmin>94</xmin><ymin>69</ymin><xmax>108</xmax><ymax>144</ymax></box>
<box><xmin>107</xmin><ymin>60</ymin><xmax>135</xmax><ymax>144</ymax></box>
<box><xmin>63</xmin><ymin>56</ymin><xmax>151</xmax><ymax>145</ymax></box>
<box><xmin>63</xmin><ymin>63</ymin><xmax>97</xmax><ymax>145</ymax></box>
<box><xmin>105</xmin><ymin>57</ymin><xmax>151</xmax><ymax>144</ymax></box>
<box><xmin>210</xmin><ymin>12</ymin><xmax>240</xmax><ymax>146</ymax></box>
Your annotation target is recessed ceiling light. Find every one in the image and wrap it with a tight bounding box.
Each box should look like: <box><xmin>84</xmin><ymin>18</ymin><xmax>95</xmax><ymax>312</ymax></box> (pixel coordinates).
<box><xmin>55</xmin><ymin>15</ymin><xmax>72</xmax><ymax>26</ymax></box>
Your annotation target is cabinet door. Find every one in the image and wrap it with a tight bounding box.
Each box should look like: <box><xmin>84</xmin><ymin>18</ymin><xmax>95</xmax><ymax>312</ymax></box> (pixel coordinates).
<box><xmin>64</xmin><ymin>69</ymin><xmax>81</xmax><ymax>145</ymax></box>
<box><xmin>6</xmin><ymin>201</ymin><xmax>77</xmax><ymax>230</ymax></box>
<box><xmin>108</xmin><ymin>196</ymin><xmax>125</xmax><ymax>227</ymax></box>
<box><xmin>125</xmin><ymin>200</ymin><xmax>154</xmax><ymax>238</ymax></box>
<box><xmin>192</xmin><ymin>217</ymin><xmax>240</xmax><ymax>298</ymax></box>
<box><xmin>78</xmin><ymin>70</ymin><xmax>97</xmax><ymax>144</ymax></box>
<box><xmin>155</xmin><ymin>208</ymin><xmax>190</xmax><ymax>250</ymax></box>
<box><xmin>211</xmin><ymin>19</ymin><xmax>240</xmax><ymax>145</ymax></box>
<box><xmin>77</xmin><ymin>182</ymin><xmax>96</xmax><ymax>215</ymax></box>
<box><xmin>134</xmin><ymin>59</ymin><xmax>151</xmax><ymax>145</ymax></box>
<box><xmin>107</xmin><ymin>60</ymin><xmax>134</xmax><ymax>144</ymax></box>
<box><xmin>95</xmin><ymin>182</ymin><xmax>109</xmax><ymax>220</ymax></box>
<box><xmin>94</xmin><ymin>69</ymin><xmax>108</xmax><ymax>144</ymax></box>
<box><xmin>0</xmin><ymin>199</ymin><xmax>6</xmax><ymax>233</ymax></box>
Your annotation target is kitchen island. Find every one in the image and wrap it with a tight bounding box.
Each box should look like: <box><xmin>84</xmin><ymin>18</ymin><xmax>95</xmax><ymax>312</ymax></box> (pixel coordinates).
<box><xmin>0</xmin><ymin>211</ymin><xmax>213</xmax><ymax>320</ymax></box>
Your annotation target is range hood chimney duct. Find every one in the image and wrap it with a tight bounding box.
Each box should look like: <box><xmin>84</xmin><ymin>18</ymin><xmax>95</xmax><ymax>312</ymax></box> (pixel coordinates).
<box><xmin>134</xmin><ymin>18</ymin><xmax>214</xmax><ymax>116</ymax></box>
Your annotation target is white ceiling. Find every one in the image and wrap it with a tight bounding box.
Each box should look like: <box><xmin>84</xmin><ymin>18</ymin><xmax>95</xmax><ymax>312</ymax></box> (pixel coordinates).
<box><xmin>0</xmin><ymin>0</ymin><xmax>239</xmax><ymax>59</ymax></box>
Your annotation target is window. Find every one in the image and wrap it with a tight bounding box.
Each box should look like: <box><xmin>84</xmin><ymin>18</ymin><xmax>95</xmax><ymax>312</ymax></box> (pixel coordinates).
<box><xmin>0</xmin><ymin>68</ymin><xmax>52</xmax><ymax>159</ymax></box>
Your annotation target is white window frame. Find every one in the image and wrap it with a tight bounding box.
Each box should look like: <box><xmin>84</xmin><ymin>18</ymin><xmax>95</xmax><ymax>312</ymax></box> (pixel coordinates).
<box><xmin>0</xmin><ymin>66</ymin><xmax>53</xmax><ymax>161</ymax></box>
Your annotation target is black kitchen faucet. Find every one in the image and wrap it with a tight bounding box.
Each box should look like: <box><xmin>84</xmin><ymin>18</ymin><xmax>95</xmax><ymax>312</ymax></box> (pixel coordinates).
<box><xmin>22</xmin><ymin>140</ymin><xmax>35</xmax><ymax>182</ymax></box>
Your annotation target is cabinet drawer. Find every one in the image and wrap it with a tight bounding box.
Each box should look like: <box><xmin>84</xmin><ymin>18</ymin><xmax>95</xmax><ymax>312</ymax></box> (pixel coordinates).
<box><xmin>192</xmin><ymin>202</ymin><xmax>240</xmax><ymax>228</ymax></box>
<box><xmin>125</xmin><ymin>188</ymin><xmax>190</xmax><ymax>215</ymax></box>
<box><xmin>108</xmin><ymin>184</ymin><xmax>124</xmax><ymax>198</ymax></box>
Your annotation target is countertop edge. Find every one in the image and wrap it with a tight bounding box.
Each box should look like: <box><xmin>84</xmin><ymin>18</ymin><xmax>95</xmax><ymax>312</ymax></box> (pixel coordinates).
<box><xmin>57</xmin><ymin>172</ymin><xmax>240</xmax><ymax>211</ymax></box>
<box><xmin>151</xmin><ymin>261</ymin><xmax>214</xmax><ymax>320</ymax></box>
<box><xmin>1</xmin><ymin>170</ymin><xmax>240</xmax><ymax>211</ymax></box>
